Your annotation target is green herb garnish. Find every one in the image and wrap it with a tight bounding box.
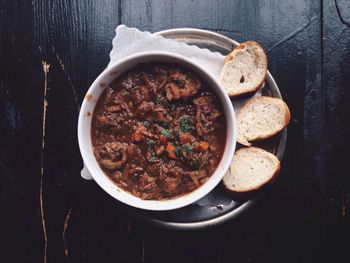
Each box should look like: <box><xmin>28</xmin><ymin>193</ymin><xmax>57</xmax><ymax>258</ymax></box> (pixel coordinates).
<box><xmin>148</xmin><ymin>156</ymin><xmax>156</xmax><ymax>162</ymax></box>
<box><xmin>172</xmin><ymin>129</ymin><xmax>180</xmax><ymax>140</ymax></box>
<box><xmin>155</xmin><ymin>95</ymin><xmax>163</xmax><ymax>105</ymax></box>
<box><xmin>189</xmin><ymin>157</ymin><xmax>201</xmax><ymax>169</ymax></box>
<box><xmin>160</xmin><ymin>128</ymin><xmax>171</xmax><ymax>139</ymax></box>
<box><xmin>180</xmin><ymin>116</ymin><xmax>193</xmax><ymax>133</ymax></box>
<box><xmin>147</xmin><ymin>150</ymin><xmax>156</xmax><ymax>162</ymax></box>
<box><xmin>147</xmin><ymin>139</ymin><xmax>155</xmax><ymax>148</ymax></box>
<box><xmin>173</xmin><ymin>146</ymin><xmax>181</xmax><ymax>156</ymax></box>
<box><xmin>182</xmin><ymin>143</ymin><xmax>193</xmax><ymax>152</ymax></box>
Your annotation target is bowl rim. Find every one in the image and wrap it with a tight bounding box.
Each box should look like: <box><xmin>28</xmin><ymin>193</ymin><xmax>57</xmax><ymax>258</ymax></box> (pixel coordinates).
<box><xmin>78</xmin><ymin>51</ymin><xmax>236</xmax><ymax>211</ymax></box>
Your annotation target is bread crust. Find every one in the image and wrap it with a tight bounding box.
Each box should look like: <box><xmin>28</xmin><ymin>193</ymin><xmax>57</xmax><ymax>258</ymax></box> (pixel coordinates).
<box><xmin>223</xmin><ymin>147</ymin><xmax>280</xmax><ymax>193</ymax></box>
<box><xmin>236</xmin><ymin>96</ymin><xmax>291</xmax><ymax>146</ymax></box>
<box><xmin>222</xmin><ymin>41</ymin><xmax>268</xmax><ymax>97</ymax></box>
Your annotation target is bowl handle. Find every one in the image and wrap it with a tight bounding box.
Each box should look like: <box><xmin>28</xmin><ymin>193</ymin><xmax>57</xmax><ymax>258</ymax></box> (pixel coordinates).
<box><xmin>81</xmin><ymin>164</ymin><xmax>94</xmax><ymax>180</ymax></box>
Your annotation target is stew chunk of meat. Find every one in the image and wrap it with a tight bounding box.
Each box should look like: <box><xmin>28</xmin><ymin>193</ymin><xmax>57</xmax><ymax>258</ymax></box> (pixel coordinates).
<box><xmin>165</xmin><ymin>71</ymin><xmax>201</xmax><ymax>101</ymax></box>
<box><xmin>91</xmin><ymin>63</ymin><xmax>226</xmax><ymax>200</ymax></box>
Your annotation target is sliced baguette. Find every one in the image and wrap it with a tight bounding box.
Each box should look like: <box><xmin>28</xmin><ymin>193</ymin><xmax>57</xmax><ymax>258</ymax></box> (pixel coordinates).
<box><xmin>223</xmin><ymin>147</ymin><xmax>280</xmax><ymax>193</ymax></box>
<box><xmin>237</xmin><ymin>96</ymin><xmax>291</xmax><ymax>146</ymax></box>
<box><xmin>220</xmin><ymin>41</ymin><xmax>267</xmax><ymax>97</ymax></box>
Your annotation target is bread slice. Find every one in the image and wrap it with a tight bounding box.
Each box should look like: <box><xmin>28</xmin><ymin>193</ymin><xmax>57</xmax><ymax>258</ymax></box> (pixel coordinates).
<box><xmin>236</xmin><ymin>96</ymin><xmax>291</xmax><ymax>146</ymax></box>
<box><xmin>223</xmin><ymin>147</ymin><xmax>280</xmax><ymax>193</ymax></box>
<box><xmin>219</xmin><ymin>41</ymin><xmax>267</xmax><ymax>97</ymax></box>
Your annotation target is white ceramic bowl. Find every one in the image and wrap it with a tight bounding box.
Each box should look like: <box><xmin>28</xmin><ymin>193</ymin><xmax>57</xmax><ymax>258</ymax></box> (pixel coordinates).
<box><xmin>78</xmin><ymin>51</ymin><xmax>236</xmax><ymax>211</ymax></box>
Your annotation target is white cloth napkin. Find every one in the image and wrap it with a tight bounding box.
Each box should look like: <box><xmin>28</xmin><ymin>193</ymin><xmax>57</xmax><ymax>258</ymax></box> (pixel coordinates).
<box><xmin>109</xmin><ymin>25</ymin><xmax>225</xmax><ymax>79</ymax></box>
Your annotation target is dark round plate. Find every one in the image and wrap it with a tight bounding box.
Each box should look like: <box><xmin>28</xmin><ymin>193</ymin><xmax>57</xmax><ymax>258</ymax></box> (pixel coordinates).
<box><xmin>124</xmin><ymin>28</ymin><xmax>287</xmax><ymax>230</ymax></box>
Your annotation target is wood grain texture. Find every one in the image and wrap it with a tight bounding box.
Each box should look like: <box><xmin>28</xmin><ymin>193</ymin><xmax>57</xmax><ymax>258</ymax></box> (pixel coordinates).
<box><xmin>322</xmin><ymin>0</ymin><xmax>350</xmax><ymax>262</ymax></box>
<box><xmin>0</xmin><ymin>0</ymin><xmax>349</xmax><ymax>262</ymax></box>
<box><xmin>0</xmin><ymin>1</ymin><xmax>44</xmax><ymax>262</ymax></box>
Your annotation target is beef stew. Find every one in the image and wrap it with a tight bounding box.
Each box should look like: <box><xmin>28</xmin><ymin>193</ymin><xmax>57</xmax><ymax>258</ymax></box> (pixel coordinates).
<box><xmin>91</xmin><ymin>63</ymin><xmax>226</xmax><ymax>200</ymax></box>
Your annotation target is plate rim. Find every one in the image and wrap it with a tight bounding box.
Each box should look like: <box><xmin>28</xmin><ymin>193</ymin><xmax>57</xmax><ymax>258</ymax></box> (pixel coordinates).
<box><xmin>129</xmin><ymin>27</ymin><xmax>287</xmax><ymax>230</ymax></box>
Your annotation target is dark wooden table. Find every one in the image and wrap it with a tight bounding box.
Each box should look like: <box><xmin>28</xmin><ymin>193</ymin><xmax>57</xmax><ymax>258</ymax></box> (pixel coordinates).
<box><xmin>1</xmin><ymin>0</ymin><xmax>350</xmax><ymax>262</ymax></box>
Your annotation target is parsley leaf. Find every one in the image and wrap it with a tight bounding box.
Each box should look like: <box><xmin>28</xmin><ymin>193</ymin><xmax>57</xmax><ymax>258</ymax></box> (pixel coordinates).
<box><xmin>160</xmin><ymin>128</ymin><xmax>171</xmax><ymax>139</ymax></box>
<box><xmin>148</xmin><ymin>156</ymin><xmax>156</xmax><ymax>162</ymax></box>
<box><xmin>147</xmin><ymin>139</ymin><xmax>155</xmax><ymax>148</ymax></box>
<box><xmin>182</xmin><ymin>143</ymin><xmax>193</xmax><ymax>152</ymax></box>
<box><xmin>172</xmin><ymin>129</ymin><xmax>180</xmax><ymax>140</ymax></box>
<box><xmin>180</xmin><ymin>116</ymin><xmax>193</xmax><ymax>133</ymax></box>
<box><xmin>173</xmin><ymin>146</ymin><xmax>181</xmax><ymax>156</ymax></box>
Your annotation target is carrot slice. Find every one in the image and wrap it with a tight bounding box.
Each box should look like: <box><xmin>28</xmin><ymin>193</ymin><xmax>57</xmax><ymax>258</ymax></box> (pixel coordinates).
<box><xmin>156</xmin><ymin>111</ymin><xmax>165</xmax><ymax>120</ymax></box>
<box><xmin>179</xmin><ymin>132</ymin><xmax>195</xmax><ymax>144</ymax></box>
<box><xmin>193</xmin><ymin>141</ymin><xmax>209</xmax><ymax>151</ymax></box>
<box><xmin>133</xmin><ymin>125</ymin><xmax>146</xmax><ymax>142</ymax></box>
<box><xmin>165</xmin><ymin>143</ymin><xmax>177</xmax><ymax>159</ymax></box>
